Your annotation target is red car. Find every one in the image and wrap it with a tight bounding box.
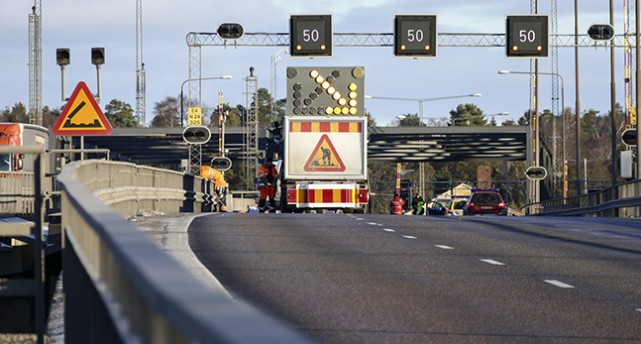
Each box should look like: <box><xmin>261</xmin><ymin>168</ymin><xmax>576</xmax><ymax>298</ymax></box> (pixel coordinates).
<box><xmin>463</xmin><ymin>189</ymin><xmax>508</xmax><ymax>216</ymax></box>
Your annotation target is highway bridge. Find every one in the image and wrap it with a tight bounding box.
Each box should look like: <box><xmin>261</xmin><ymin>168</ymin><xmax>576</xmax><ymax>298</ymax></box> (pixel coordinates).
<box><xmin>3</xmin><ymin>125</ymin><xmax>641</xmax><ymax>343</ymax></box>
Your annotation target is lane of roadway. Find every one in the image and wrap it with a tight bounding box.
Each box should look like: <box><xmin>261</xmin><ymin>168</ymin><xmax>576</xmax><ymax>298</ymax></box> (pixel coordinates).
<box><xmin>189</xmin><ymin>213</ymin><xmax>641</xmax><ymax>343</ymax></box>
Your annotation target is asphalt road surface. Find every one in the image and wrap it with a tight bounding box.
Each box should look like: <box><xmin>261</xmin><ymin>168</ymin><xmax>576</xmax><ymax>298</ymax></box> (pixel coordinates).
<box><xmin>189</xmin><ymin>213</ymin><xmax>641</xmax><ymax>343</ymax></box>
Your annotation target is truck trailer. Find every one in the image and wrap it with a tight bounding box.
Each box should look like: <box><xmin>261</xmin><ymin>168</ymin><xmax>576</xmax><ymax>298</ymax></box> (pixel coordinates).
<box><xmin>281</xmin><ymin>67</ymin><xmax>369</xmax><ymax>213</ymax></box>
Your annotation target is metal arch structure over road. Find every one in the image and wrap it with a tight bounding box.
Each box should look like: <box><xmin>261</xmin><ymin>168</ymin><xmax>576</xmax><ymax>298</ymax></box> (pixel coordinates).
<box><xmin>185</xmin><ymin>31</ymin><xmax>624</xmax><ymax>109</ymax></box>
<box><xmin>78</xmin><ymin>125</ymin><xmax>528</xmax><ymax>166</ymax></box>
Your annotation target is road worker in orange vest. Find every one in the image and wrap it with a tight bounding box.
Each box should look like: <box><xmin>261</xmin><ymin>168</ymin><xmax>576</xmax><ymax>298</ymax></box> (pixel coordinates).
<box><xmin>390</xmin><ymin>193</ymin><xmax>405</xmax><ymax>215</ymax></box>
<box><xmin>201</xmin><ymin>165</ymin><xmax>229</xmax><ymax>212</ymax></box>
<box><xmin>257</xmin><ymin>158</ymin><xmax>279</xmax><ymax>212</ymax></box>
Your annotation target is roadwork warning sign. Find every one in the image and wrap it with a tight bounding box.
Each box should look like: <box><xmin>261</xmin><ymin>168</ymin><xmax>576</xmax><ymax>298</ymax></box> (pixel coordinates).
<box><xmin>284</xmin><ymin>116</ymin><xmax>367</xmax><ymax>180</ymax></box>
<box><xmin>53</xmin><ymin>81</ymin><xmax>113</xmax><ymax>136</ymax></box>
<box><xmin>304</xmin><ymin>134</ymin><xmax>345</xmax><ymax>172</ymax></box>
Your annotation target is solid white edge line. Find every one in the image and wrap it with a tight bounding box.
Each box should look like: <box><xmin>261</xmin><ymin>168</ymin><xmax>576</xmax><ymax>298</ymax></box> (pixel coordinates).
<box><xmin>434</xmin><ymin>245</ymin><xmax>454</xmax><ymax>250</ymax></box>
<box><xmin>480</xmin><ymin>259</ymin><xmax>505</xmax><ymax>266</ymax></box>
<box><xmin>544</xmin><ymin>279</ymin><xmax>575</xmax><ymax>289</ymax></box>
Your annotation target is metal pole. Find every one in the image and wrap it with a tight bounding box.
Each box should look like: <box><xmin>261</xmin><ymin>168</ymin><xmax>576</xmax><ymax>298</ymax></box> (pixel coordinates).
<box><xmin>636</xmin><ymin>0</ymin><xmax>641</xmax><ymax>182</ymax></box>
<box><xmin>610</xmin><ymin>0</ymin><xmax>618</xmax><ymax>187</ymax></box>
<box><xmin>534</xmin><ymin>59</ymin><xmax>540</xmax><ymax>202</ymax></box>
<box><xmin>575</xmin><ymin>0</ymin><xmax>582</xmax><ymax>197</ymax></box>
<box><xmin>418</xmin><ymin>100</ymin><xmax>425</xmax><ymax>198</ymax></box>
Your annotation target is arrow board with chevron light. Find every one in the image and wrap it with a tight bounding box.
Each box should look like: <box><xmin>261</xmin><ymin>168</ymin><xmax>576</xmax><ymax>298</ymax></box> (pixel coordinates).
<box><xmin>284</xmin><ymin>116</ymin><xmax>367</xmax><ymax>180</ymax></box>
<box><xmin>53</xmin><ymin>81</ymin><xmax>113</xmax><ymax>136</ymax></box>
<box><xmin>286</xmin><ymin>66</ymin><xmax>364</xmax><ymax>117</ymax></box>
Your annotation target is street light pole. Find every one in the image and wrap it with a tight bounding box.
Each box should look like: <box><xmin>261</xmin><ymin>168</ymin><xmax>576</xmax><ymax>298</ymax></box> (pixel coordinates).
<box><xmin>498</xmin><ymin>70</ymin><xmax>566</xmax><ymax>198</ymax></box>
<box><xmin>366</xmin><ymin>93</ymin><xmax>482</xmax><ymax>198</ymax></box>
<box><xmin>180</xmin><ymin>75</ymin><xmax>232</xmax><ymax>127</ymax></box>
<box><xmin>271</xmin><ymin>49</ymin><xmax>288</xmax><ymax>122</ymax></box>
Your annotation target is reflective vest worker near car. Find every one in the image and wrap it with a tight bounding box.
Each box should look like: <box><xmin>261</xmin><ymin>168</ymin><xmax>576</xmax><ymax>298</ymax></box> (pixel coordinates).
<box><xmin>257</xmin><ymin>158</ymin><xmax>279</xmax><ymax>212</ymax></box>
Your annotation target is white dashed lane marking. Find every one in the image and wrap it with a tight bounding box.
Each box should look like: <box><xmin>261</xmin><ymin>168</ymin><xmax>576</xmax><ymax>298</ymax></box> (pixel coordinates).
<box><xmin>480</xmin><ymin>259</ymin><xmax>505</xmax><ymax>266</ymax></box>
<box><xmin>636</xmin><ymin>308</ymin><xmax>641</xmax><ymax>313</ymax></box>
<box><xmin>544</xmin><ymin>280</ymin><xmax>575</xmax><ymax>289</ymax></box>
<box><xmin>367</xmin><ymin>222</ymin><xmax>378</xmax><ymax>226</ymax></box>
<box><xmin>434</xmin><ymin>245</ymin><xmax>454</xmax><ymax>250</ymax></box>
<box><xmin>402</xmin><ymin>235</ymin><xmax>417</xmax><ymax>239</ymax></box>
<box><xmin>383</xmin><ymin>228</ymin><xmax>395</xmax><ymax>232</ymax></box>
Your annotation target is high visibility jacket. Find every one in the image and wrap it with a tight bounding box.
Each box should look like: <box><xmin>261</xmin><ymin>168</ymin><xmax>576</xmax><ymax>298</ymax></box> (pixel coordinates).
<box><xmin>257</xmin><ymin>163</ymin><xmax>278</xmax><ymax>188</ymax></box>
<box><xmin>200</xmin><ymin>166</ymin><xmax>228</xmax><ymax>188</ymax></box>
<box><xmin>390</xmin><ymin>196</ymin><xmax>405</xmax><ymax>215</ymax></box>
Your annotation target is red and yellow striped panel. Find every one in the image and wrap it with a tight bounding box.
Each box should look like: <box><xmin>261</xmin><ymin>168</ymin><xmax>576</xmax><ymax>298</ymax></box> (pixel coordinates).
<box><xmin>287</xmin><ymin>188</ymin><xmax>369</xmax><ymax>205</ymax></box>
<box><xmin>289</xmin><ymin>121</ymin><xmax>362</xmax><ymax>133</ymax></box>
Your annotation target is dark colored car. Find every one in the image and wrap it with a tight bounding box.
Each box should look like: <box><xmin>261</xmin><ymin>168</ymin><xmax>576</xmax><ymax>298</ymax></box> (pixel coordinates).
<box><xmin>463</xmin><ymin>189</ymin><xmax>507</xmax><ymax>216</ymax></box>
<box><xmin>425</xmin><ymin>201</ymin><xmax>447</xmax><ymax>216</ymax></box>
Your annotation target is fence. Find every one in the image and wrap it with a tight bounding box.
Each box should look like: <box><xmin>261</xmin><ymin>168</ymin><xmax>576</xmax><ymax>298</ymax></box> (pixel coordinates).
<box><xmin>57</xmin><ymin>159</ymin><xmax>309</xmax><ymax>343</ymax></box>
<box><xmin>522</xmin><ymin>179</ymin><xmax>641</xmax><ymax>217</ymax></box>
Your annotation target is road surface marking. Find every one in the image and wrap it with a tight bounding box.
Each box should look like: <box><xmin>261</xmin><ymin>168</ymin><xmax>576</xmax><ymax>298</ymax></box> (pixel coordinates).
<box><xmin>355</xmin><ymin>218</ymin><xmax>364</xmax><ymax>221</ymax></box>
<box><xmin>367</xmin><ymin>222</ymin><xmax>379</xmax><ymax>226</ymax></box>
<box><xmin>544</xmin><ymin>280</ymin><xmax>575</xmax><ymax>289</ymax></box>
<box><xmin>636</xmin><ymin>308</ymin><xmax>641</xmax><ymax>313</ymax></box>
<box><xmin>402</xmin><ymin>235</ymin><xmax>417</xmax><ymax>239</ymax></box>
<box><xmin>383</xmin><ymin>228</ymin><xmax>395</xmax><ymax>232</ymax></box>
<box><xmin>480</xmin><ymin>259</ymin><xmax>505</xmax><ymax>266</ymax></box>
<box><xmin>434</xmin><ymin>245</ymin><xmax>454</xmax><ymax>250</ymax></box>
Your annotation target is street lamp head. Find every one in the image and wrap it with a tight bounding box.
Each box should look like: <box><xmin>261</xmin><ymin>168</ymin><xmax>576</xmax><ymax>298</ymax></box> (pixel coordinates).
<box><xmin>497</xmin><ymin>70</ymin><xmax>511</xmax><ymax>74</ymax></box>
<box><xmin>472</xmin><ymin>93</ymin><xmax>482</xmax><ymax>97</ymax></box>
<box><xmin>221</xmin><ymin>75</ymin><xmax>233</xmax><ymax>80</ymax></box>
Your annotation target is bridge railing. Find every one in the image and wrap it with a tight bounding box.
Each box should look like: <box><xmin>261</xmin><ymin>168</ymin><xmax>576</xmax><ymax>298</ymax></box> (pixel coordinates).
<box><xmin>522</xmin><ymin>179</ymin><xmax>641</xmax><ymax>217</ymax></box>
<box><xmin>57</xmin><ymin>160</ymin><xmax>309</xmax><ymax>344</ymax></box>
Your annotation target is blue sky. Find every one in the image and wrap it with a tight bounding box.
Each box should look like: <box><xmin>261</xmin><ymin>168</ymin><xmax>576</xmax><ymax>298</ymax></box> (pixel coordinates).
<box><xmin>0</xmin><ymin>1</ymin><xmax>625</xmax><ymax>126</ymax></box>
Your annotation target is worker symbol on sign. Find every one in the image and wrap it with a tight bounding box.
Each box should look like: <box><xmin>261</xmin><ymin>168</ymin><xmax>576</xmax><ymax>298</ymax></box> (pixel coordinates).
<box><xmin>304</xmin><ymin>134</ymin><xmax>345</xmax><ymax>172</ymax></box>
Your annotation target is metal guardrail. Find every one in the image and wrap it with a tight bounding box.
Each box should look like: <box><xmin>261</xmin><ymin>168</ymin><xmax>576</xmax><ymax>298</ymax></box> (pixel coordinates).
<box><xmin>57</xmin><ymin>160</ymin><xmax>309</xmax><ymax>344</ymax></box>
<box><xmin>522</xmin><ymin>180</ymin><xmax>641</xmax><ymax>217</ymax></box>
<box><xmin>0</xmin><ymin>145</ymin><xmax>47</xmax><ymax>344</ymax></box>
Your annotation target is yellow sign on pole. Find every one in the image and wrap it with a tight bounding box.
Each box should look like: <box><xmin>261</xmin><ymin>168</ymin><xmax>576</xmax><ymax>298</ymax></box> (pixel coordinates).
<box><xmin>630</xmin><ymin>106</ymin><xmax>637</xmax><ymax>126</ymax></box>
<box><xmin>187</xmin><ymin>107</ymin><xmax>202</xmax><ymax>126</ymax></box>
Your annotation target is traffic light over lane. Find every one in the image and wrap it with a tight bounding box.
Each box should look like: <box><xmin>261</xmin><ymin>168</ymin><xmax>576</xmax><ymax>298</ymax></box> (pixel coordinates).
<box><xmin>506</xmin><ymin>15</ymin><xmax>549</xmax><ymax>58</ymax></box>
<box><xmin>394</xmin><ymin>15</ymin><xmax>437</xmax><ymax>57</ymax></box>
<box><xmin>289</xmin><ymin>15</ymin><xmax>332</xmax><ymax>57</ymax></box>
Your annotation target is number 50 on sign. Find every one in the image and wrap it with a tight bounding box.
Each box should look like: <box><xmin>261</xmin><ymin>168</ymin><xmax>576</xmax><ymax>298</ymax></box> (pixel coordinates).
<box><xmin>187</xmin><ymin>107</ymin><xmax>202</xmax><ymax>126</ymax></box>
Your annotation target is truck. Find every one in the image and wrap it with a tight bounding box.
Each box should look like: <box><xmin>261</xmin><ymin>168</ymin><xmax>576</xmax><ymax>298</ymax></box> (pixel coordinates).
<box><xmin>0</xmin><ymin>123</ymin><xmax>51</xmax><ymax>215</ymax></box>
<box><xmin>0</xmin><ymin>122</ymin><xmax>49</xmax><ymax>173</ymax></box>
<box><xmin>280</xmin><ymin>67</ymin><xmax>369</xmax><ymax>213</ymax></box>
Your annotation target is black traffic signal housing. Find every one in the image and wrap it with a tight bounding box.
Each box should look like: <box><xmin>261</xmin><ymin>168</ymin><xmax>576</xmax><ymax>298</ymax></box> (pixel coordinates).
<box><xmin>394</xmin><ymin>15</ymin><xmax>437</xmax><ymax>57</ymax></box>
<box><xmin>56</xmin><ymin>48</ymin><xmax>70</xmax><ymax>66</ymax></box>
<box><xmin>587</xmin><ymin>24</ymin><xmax>614</xmax><ymax>41</ymax></box>
<box><xmin>524</xmin><ymin>166</ymin><xmax>548</xmax><ymax>180</ymax></box>
<box><xmin>182</xmin><ymin>126</ymin><xmax>211</xmax><ymax>145</ymax></box>
<box><xmin>289</xmin><ymin>15</ymin><xmax>332</xmax><ymax>57</ymax></box>
<box><xmin>267</xmin><ymin>121</ymin><xmax>282</xmax><ymax>159</ymax></box>
<box><xmin>506</xmin><ymin>15</ymin><xmax>549</xmax><ymax>58</ymax></box>
<box><xmin>621</xmin><ymin>128</ymin><xmax>637</xmax><ymax>147</ymax></box>
<box><xmin>211</xmin><ymin>157</ymin><xmax>232</xmax><ymax>172</ymax></box>
<box><xmin>91</xmin><ymin>47</ymin><xmax>105</xmax><ymax>65</ymax></box>
<box><xmin>217</xmin><ymin>23</ymin><xmax>244</xmax><ymax>40</ymax></box>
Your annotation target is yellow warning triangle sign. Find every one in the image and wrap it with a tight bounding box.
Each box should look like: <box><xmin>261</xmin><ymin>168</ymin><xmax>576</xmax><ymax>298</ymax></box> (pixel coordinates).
<box><xmin>304</xmin><ymin>134</ymin><xmax>345</xmax><ymax>172</ymax></box>
<box><xmin>53</xmin><ymin>81</ymin><xmax>113</xmax><ymax>136</ymax></box>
